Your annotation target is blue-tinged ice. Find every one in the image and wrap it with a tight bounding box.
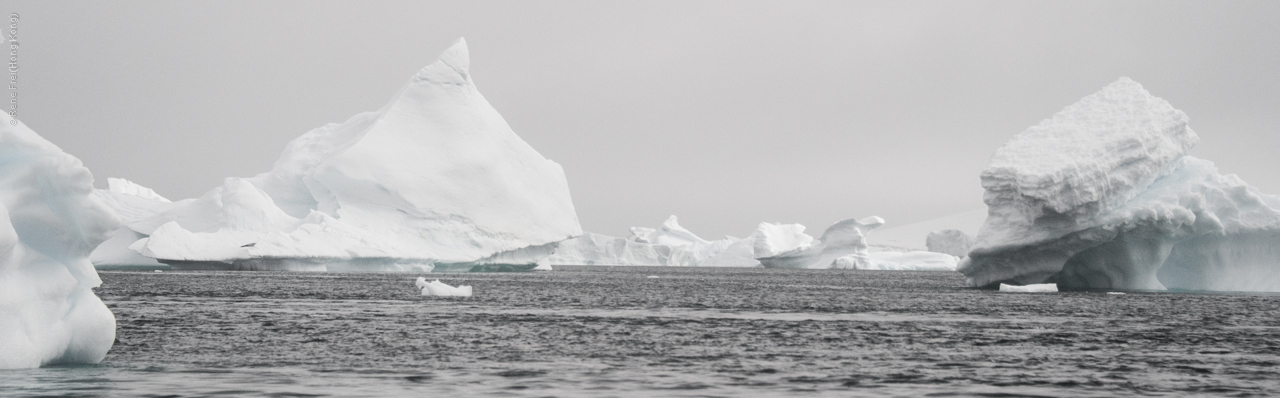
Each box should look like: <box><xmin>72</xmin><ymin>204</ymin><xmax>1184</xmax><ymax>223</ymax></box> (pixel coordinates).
<box><xmin>960</xmin><ymin>78</ymin><xmax>1280</xmax><ymax>292</ymax></box>
<box><xmin>0</xmin><ymin>113</ymin><xmax>119</xmax><ymax>368</ymax></box>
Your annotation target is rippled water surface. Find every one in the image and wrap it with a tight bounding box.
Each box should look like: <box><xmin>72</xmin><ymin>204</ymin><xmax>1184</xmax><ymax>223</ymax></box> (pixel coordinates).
<box><xmin>6</xmin><ymin>266</ymin><xmax>1280</xmax><ymax>397</ymax></box>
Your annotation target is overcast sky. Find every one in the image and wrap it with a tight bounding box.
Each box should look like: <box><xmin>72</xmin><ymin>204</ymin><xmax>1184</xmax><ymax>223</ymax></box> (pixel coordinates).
<box><xmin>6</xmin><ymin>1</ymin><xmax>1279</xmax><ymax>238</ymax></box>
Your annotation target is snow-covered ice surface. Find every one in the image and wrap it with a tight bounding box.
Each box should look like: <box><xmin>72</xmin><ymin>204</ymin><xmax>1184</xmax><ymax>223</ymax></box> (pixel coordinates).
<box><xmin>114</xmin><ymin>38</ymin><xmax>581</xmax><ymax>272</ymax></box>
<box><xmin>0</xmin><ymin>114</ymin><xmax>119</xmax><ymax>369</ymax></box>
<box><xmin>959</xmin><ymin>78</ymin><xmax>1280</xmax><ymax>292</ymax></box>
<box><xmin>90</xmin><ymin>179</ymin><xmax>186</xmax><ymax>269</ymax></box>
<box><xmin>999</xmin><ymin>283</ymin><xmax>1059</xmax><ymax>293</ymax></box>
<box><xmin>841</xmin><ymin>250</ymin><xmax>959</xmax><ymax>271</ymax></box>
<box><xmin>546</xmin><ymin>216</ymin><xmax>736</xmax><ymax>266</ymax></box>
<box><xmin>756</xmin><ymin>217</ymin><xmax>884</xmax><ymax>270</ymax></box>
<box><xmin>415</xmin><ymin>277</ymin><xmax>472</xmax><ymax>297</ymax></box>
<box><xmin>551</xmin><ymin>216</ymin><xmax>959</xmax><ymax>271</ymax></box>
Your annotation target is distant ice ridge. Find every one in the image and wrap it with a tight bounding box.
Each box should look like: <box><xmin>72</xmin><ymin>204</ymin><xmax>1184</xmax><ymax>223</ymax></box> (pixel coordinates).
<box><xmin>959</xmin><ymin>78</ymin><xmax>1280</xmax><ymax>292</ymax></box>
<box><xmin>549</xmin><ymin>215</ymin><xmax>958</xmax><ymax>270</ymax></box>
<box><xmin>95</xmin><ymin>38</ymin><xmax>582</xmax><ymax>272</ymax></box>
<box><xmin>547</xmin><ymin>216</ymin><xmax>736</xmax><ymax>266</ymax></box>
<box><xmin>0</xmin><ymin>113</ymin><xmax>119</xmax><ymax>368</ymax></box>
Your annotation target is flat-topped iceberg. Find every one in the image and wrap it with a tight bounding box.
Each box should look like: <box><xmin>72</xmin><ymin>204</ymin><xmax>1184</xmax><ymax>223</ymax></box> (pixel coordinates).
<box><xmin>959</xmin><ymin>78</ymin><xmax>1280</xmax><ymax>292</ymax></box>
<box><xmin>0</xmin><ymin>114</ymin><xmax>119</xmax><ymax>368</ymax></box>
<box><xmin>111</xmin><ymin>38</ymin><xmax>581</xmax><ymax>271</ymax></box>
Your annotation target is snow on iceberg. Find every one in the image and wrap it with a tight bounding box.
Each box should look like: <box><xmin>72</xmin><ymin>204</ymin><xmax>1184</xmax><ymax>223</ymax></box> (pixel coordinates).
<box><xmin>416</xmin><ymin>277</ymin><xmax>473</xmax><ymax>297</ymax></box>
<box><xmin>836</xmin><ymin>250</ymin><xmax>959</xmax><ymax>271</ymax></box>
<box><xmin>547</xmin><ymin>216</ymin><xmax>735</xmax><ymax>266</ymax></box>
<box><xmin>959</xmin><ymin>78</ymin><xmax>1280</xmax><ymax>292</ymax></box>
<box><xmin>0</xmin><ymin>114</ymin><xmax>119</xmax><ymax>368</ymax></box>
<box><xmin>90</xmin><ymin>178</ymin><xmax>183</xmax><ymax>268</ymax></box>
<box><xmin>120</xmin><ymin>38</ymin><xmax>581</xmax><ymax>272</ymax></box>
<box><xmin>756</xmin><ymin>217</ymin><xmax>884</xmax><ymax>269</ymax></box>
<box><xmin>550</xmin><ymin>215</ymin><xmax>961</xmax><ymax>271</ymax></box>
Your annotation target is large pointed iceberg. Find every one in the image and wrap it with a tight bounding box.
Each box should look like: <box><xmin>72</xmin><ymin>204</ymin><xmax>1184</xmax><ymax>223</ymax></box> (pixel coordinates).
<box><xmin>959</xmin><ymin>78</ymin><xmax>1280</xmax><ymax>291</ymax></box>
<box><xmin>0</xmin><ymin>114</ymin><xmax>119</xmax><ymax>368</ymax></box>
<box><xmin>121</xmin><ymin>38</ymin><xmax>581</xmax><ymax>271</ymax></box>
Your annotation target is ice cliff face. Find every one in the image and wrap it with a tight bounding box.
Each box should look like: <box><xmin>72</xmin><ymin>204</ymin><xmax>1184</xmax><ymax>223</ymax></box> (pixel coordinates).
<box><xmin>119</xmin><ymin>38</ymin><xmax>581</xmax><ymax>271</ymax></box>
<box><xmin>0</xmin><ymin>114</ymin><xmax>119</xmax><ymax>368</ymax></box>
<box><xmin>959</xmin><ymin>78</ymin><xmax>1280</xmax><ymax>291</ymax></box>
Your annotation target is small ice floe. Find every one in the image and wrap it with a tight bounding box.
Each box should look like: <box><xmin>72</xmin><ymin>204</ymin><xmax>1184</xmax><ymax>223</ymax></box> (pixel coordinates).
<box><xmin>153</xmin><ymin>270</ymin><xmax>163</xmax><ymax>273</ymax></box>
<box><xmin>1107</xmin><ymin>292</ymin><xmax>1126</xmax><ymax>295</ymax></box>
<box><xmin>533</xmin><ymin>262</ymin><xmax>553</xmax><ymax>271</ymax></box>
<box><xmin>999</xmin><ymin>283</ymin><xmax>1058</xmax><ymax>293</ymax></box>
<box><xmin>646</xmin><ymin>276</ymin><xmax>660</xmax><ymax>279</ymax></box>
<box><xmin>415</xmin><ymin>277</ymin><xmax>473</xmax><ymax>297</ymax></box>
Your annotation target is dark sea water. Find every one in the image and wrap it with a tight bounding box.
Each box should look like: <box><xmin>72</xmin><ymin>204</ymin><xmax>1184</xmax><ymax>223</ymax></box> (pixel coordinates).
<box><xmin>5</xmin><ymin>266</ymin><xmax>1280</xmax><ymax>397</ymax></box>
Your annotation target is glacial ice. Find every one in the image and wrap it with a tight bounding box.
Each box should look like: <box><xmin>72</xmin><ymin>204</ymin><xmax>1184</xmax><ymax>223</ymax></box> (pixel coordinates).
<box><xmin>999</xmin><ymin>283</ymin><xmax>1058</xmax><ymax>293</ymax></box>
<box><xmin>547</xmin><ymin>216</ymin><xmax>735</xmax><ymax>266</ymax></box>
<box><xmin>88</xmin><ymin>178</ymin><xmax>186</xmax><ymax>268</ymax></box>
<box><xmin>416</xmin><ymin>277</ymin><xmax>473</xmax><ymax>297</ymax></box>
<box><xmin>549</xmin><ymin>215</ymin><xmax>959</xmax><ymax>271</ymax></box>
<box><xmin>756</xmin><ymin>217</ymin><xmax>884</xmax><ymax>269</ymax></box>
<box><xmin>0</xmin><ymin>114</ymin><xmax>119</xmax><ymax>368</ymax></box>
<box><xmin>959</xmin><ymin>78</ymin><xmax>1280</xmax><ymax>292</ymax></box>
<box><xmin>108</xmin><ymin>38</ymin><xmax>581</xmax><ymax>271</ymax></box>
<box><xmin>106</xmin><ymin>178</ymin><xmax>170</xmax><ymax>202</ymax></box>
<box><xmin>837</xmin><ymin>250</ymin><xmax>959</xmax><ymax>271</ymax></box>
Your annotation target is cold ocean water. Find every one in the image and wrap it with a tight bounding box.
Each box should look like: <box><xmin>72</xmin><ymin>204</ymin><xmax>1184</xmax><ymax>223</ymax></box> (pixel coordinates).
<box><xmin>6</xmin><ymin>266</ymin><xmax>1280</xmax><ymax>397</ymax></box>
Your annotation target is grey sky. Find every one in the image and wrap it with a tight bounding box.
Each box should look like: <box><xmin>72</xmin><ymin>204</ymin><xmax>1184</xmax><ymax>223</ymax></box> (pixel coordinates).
<box><xmin>6</xmin><ymin>1</ymin><xmax>1279</xmax><ymax>239</ymax></box>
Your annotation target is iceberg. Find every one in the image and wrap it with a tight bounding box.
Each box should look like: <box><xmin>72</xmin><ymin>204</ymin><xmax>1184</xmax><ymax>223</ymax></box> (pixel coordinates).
<box><xmin>547</xmin><ymin>216</ymin><xmax>735</xmax><ymax>266</ymax></box>
<box><xmin>837</xmin><ymin>250</ymin><xmax>959</xmax><ymax>271</ymax></box>
<box><xmin>550</xmin><ymin>215</ymin><xmax>961</xmax><ymax>271</ymax></box>
<box><xmin>999</xmin><ymin>283</ymin><xmax>1058</xmax><ymax>293</ymax></box>
<box><xmin>415</xmin><ymin>277</ymin><xmax>473</xmax><ymax>297</ymax></box>
<box><xmin>756</xmin><ymin>217</ymin><xmax>884</xmax><ymax>269</ymax></box>
<box><xmin>112</xmin><ymin>38</ymin><xmax>582</xmax><ymax>271</ymax></box>
<box><xmin>546</xmin><ymin>232</ymin><xmax>683</xmax><ymax>266</ymax></box>
<box><xmin>959</xmin><ymin>78</ymin><xmax>1280</xmax><ymax>292</ymax></box>
<box><xmin>0</xmin><ymin>114</ymin><xmax>119</xmax><ymax>368</ymax></box>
